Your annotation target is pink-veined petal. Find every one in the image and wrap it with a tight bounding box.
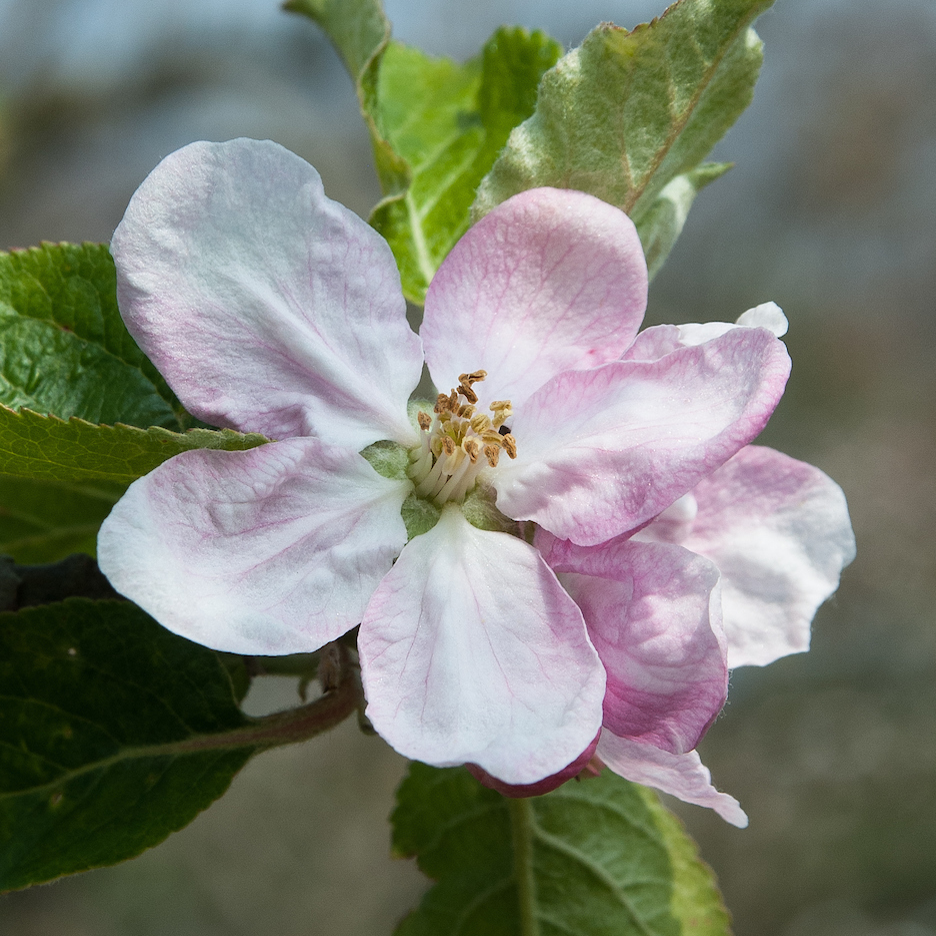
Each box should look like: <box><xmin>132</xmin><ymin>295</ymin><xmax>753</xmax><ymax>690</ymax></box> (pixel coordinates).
<box><xmin>358</xmin><ymin>505</ymin><xmax>605</xmax><ymax>785</ymax></box>
<box><xmin>623</xmin><ymin>302</ymin><xmax>788</xmax><ymax>363</ymax></box>
<box><xmin>650</xmin><ymin>445</ymin><xmax>856</xmax><ymax>668</ymax></box>
<box><xmin>497</xmin><ymin>328</ymin><xmax>792</xmax><ymax>545</ymax></box>
<box><xmin>555</xmin><ymin>540</ymin><xmax>727</xmax><ymax>754</ymax></box>
<box><xmin>112</xmin><ymin>139</ymin><xmax>422</xmax><ymax>449</ymax></box>
<box><xmin>97</xmin><ymin>438</ymin><xmax>411</xmax><ymax>654</ymax></box>
<box><xmin>597</xmin><ymin>733</ymin><xmax>748</xmax><ymax>828</ymax></box>
<box><xmin>422</xmin><ymin>188</ymin><xmax>648</xmax><ymax>407</ymax></box>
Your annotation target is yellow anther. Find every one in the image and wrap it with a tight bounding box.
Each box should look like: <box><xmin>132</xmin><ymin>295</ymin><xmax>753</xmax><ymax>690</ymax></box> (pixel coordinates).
<box><xmin>501</xmin><ymin>433</ymin><xmax>518</xmax><ymax>459</ymax></box>
<box><xmin>417</xmin><ymin>411</ymin><xmax>432</xmax><ymax>431</ymax></box>
<box><xmin>470</xmin><ymin>413</ymin><xmax>493</xmax><ymax>435</ymax></box>
<box><xmin>483</xmin><ymin>444</ymin><xmax>501</xmax><ymax>467</ymax></box>
<box><xmin>481</xmin><ymin>430</ymin><xmax>504</xmax><ymax>446</ymax></box>
<box><xmin>457</xmin><ymin>404</ymin><xmax>475</xmax><ymax>418</ymax></box>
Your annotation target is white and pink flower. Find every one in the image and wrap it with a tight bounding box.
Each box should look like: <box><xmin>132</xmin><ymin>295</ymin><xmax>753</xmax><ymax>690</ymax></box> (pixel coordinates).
<box><xmin>98</xmin><ymin>138</ymin><xmax>852</xmax><ymax>825</ymax></box>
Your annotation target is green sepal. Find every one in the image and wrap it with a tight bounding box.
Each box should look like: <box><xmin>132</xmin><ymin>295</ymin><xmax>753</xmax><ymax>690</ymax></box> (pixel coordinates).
<box><xmin>0</xmin><ymin>406</ymin><xmax>269</xmax><ymax>484</ymax></box>
<box><xmin>461</xmin><ymin>483</ymin><xmax>520</xmax><ymax>536</ymax></box>
<box><xmin>401</xmin><ymin>492</ymin><xmax>441</xmax><ymax>540</ymax></box>
<box><xmin>360</xmin><ymin>439</ymin><xmax>410</xmax><ymax>481</ymax></box>
<box><xmin>392</xmin><ymin>762</ymin><xmax>732</xmax><ymax>935</ymax></box>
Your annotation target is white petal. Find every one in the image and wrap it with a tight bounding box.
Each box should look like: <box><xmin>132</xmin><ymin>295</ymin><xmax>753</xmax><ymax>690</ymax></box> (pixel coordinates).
<box><xmin>112</xmin><ymin>139</ymin><xmax>422</xmax><ymax>448</ymax></box>
<box><xmin>97</xmin><ymin>438</ymin><xmax>411</xmax><ymax>654</ymax></box>
<box><xmin>422</xmin><ymin>187</ymin><xmax>647</xmax><ymax>407</ymax></box>
<box><xmin>359</xmin><ymin>505</ymin><xmax>605</xmax><ymax>784</ymax></box>
<box><xmin>676</xmin><ymin>445</ymin><xmax>856</xmax><ymax>667</ymax></box>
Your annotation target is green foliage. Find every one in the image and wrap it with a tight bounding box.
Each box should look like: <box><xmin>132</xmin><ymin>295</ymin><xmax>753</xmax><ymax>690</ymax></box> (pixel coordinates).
<box><xmin>0</xmin><ymin>475</ymin><xmax>125</xmax><ymax>563</ymax></box>
<box><xmin>288</xmin><ymin>0</ymin><xmax>560</xmax><ymax>302</ymax></box>
<box><xmin>0</xmin><ymin>599</ymin><xmax>254</xmax><ymax>891</ymax></box>
<box><xmin>0</xmin><ymin>406</ymin><xmax>269</xmax><ymax>485</ymax></box>
<box><xmin>370</xmin><ymin>28</ymin><xmax>562</xmax><ymax>302</ymax></box>
<box><xmin>473</xmin><ymin>0</ymin><xmax>773</xmax><ymax>275</ymax></box>
<box><xmin>392</xmin><ymin>763</ymin><xmax>731</xmax><ymax>936</ymax></box>
<box><xmin>0</xmin><ymin>243</ymin><xmax>182</xmax><ymax>428</ymax></box>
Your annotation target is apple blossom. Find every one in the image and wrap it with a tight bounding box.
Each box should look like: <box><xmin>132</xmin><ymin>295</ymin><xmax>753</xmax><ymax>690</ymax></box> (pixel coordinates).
<box><xmin>98</xmin><ymin>137</ymin><xmax>794</xmax><ymax>797</ymax></box>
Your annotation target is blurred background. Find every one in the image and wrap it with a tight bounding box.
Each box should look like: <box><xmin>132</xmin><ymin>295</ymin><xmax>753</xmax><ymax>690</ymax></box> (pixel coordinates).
<box><xmin>1</xmin><ymin>0</ymin><xmax>934</xmax><ymax>933</ymax></box>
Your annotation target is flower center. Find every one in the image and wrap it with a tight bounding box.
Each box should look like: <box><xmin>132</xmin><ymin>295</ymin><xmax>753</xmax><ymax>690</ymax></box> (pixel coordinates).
<box><xmin>407</xmin><ymin>370</ymin><xmax>518</xmax><ymax>506</ymax></box>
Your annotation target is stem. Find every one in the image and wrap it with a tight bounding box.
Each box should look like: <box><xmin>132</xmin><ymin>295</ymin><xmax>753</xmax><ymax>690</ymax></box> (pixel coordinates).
<box><xmin>508</xmin><ymin>797</ymin><xmax>541</xmax><ymax>936</ymax></box>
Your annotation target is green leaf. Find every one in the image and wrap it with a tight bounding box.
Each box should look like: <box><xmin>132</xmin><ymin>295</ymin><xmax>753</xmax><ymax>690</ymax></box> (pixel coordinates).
<box><xmin>0</xmin><ymin>599</ymin><xmax>362</xmax><ymax>891</ymax></box>
<box><xmin>285</xmin><ymin>0</ymin><xmax>408</xmax><ymax>194</ymax></box>
<box><xmin>472</xmin><ymin>0</ymin><xmax>773</xmax><ymax>259</ymax></box>
<box><xmin>393</xmin><ymin>763</ymin><xmax>731</xmax><ymax>936</ymax></box>
<box><xmin>639</xmin><ymin>162</ymin><xmax>733</xmax><ymax>279</ymax></box>
<box><xmin>370</xmin><ymin>28</ymin><xmax>562</xmax><ymax>302</ymax></box>
<box><xmin>0</xmin><ymin>243</ymin><xmax>183</xmax><ymax>428</ymax></box>
<box><xmin>0</xmin><ymin>475</ymin><xmax>125</xmax><ymax>563</ymax></box>
<box><xmin>288</xmin><ymin>0</ymin><xmax>561</xmax><ymax>303</ymax></box>
<box><xmin>0</xmin><ymin>406</ymin><xmax>269</xmax><ymax>484</ymax></box>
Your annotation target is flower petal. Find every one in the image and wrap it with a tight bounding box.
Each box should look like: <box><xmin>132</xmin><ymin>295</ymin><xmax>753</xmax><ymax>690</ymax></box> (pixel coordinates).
<box><xmin>650</xmin><ymin>445</ymin><xmax>856</xmax><ymax>668</ymax></box>
<box><xmin>624</xmin><ymin>301</ymin><xmax>789</xmax><ymax>362</ymax></box>
<box><xmin>112</xmin><ymin>139</ymin><xmax>422</xmax><ymax>448</ymax></box>
<box><xmin>555</xmin><ymin>540</ymin><xmax>727</xmax><ymax>754</ymax></box>
<box><xmin>597</xmin><ymin>733</ymin><xmax>748</xmax><ymax>828</ymax></box>
<box><xmin>421</xmin><ymin>188</ymin><xmax>648</xmax><ymax>406</ymax></box>
<box><xmin>358</xmin><ymin>505</ymin><xmax>605</xmax><ymax>785</ymax></box>
<box><xmin>97</xmin><ymin>438</ymin><xmax>411</xmax><ymax>654</ymax></box>
<box><xmin>497</xmin><ymin>328</ymin><xmax>792</xmax><ymax>545</ymax></box>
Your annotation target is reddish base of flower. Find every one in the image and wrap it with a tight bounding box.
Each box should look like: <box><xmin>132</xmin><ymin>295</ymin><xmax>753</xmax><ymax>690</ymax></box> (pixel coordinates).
<box><xmin>467</xmin><ymin>731</ymin><xmax>602</xmax><ymax>797</ymax></box>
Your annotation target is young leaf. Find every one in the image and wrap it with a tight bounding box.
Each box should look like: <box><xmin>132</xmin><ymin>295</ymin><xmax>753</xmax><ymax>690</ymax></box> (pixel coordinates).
<box><xmin>0</xmin><ymin>243</ymin><xmax>183</xmax><ymax>428</ymax></box>
<box><xmin>370</xmin><ymin>28</ymin><xmax>562</xmax><ymax>302</ymax></box>
<box><xmin>393</xmin><ymin>762</ymin><xmax>731</xmax><ymax>936</ymax></box>
<box><xmin>472</xmin><ymin>0</ymin><xmax>774</xmax><ymax>273</ymax></box>
<box><xmin>284</xmin><ymin>0</ymin><xmax>409</xmax><ymax>194</ymax></box>
<box><xmin>0</xmin><ymin>599</ymin><xmax>362</xmax><ymax>892</ymax></box>
<box><xmin>0</xmin><ymin>475</ymin><xmax>125</xmax><ymax>563</ymax></box>
<box><xmin>0</xmin><ymin>406</ymin><xmax>268</xmax><ymax>484</ymax></box>
<box><xmin>288</xmin><ymin>0</ymin><xmax>561</xmax><ymax>303</ymax></box>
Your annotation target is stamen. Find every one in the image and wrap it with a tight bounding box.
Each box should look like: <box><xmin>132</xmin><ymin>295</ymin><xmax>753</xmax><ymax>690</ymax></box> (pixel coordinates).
<box><xmin>406</xmin><ymin>369</ymin><xmax>516</xmax><ymax>504</ymax></box>
<box><xmin>470</xmin><ymin>413</ymin><xmax>493</xmax><ymax>435</ymax></box>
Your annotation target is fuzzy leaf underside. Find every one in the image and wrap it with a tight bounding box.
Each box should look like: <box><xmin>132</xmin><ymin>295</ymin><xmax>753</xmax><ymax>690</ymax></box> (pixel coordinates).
<box><xmin>393</xmin><ymin>762</ymin><xmax>731</xmax><ymax>936</ymax></box>
<box><xmin>472</xmin><ymin>0</ymin><xmax>773</xmax><ymax>275</ymax></box>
